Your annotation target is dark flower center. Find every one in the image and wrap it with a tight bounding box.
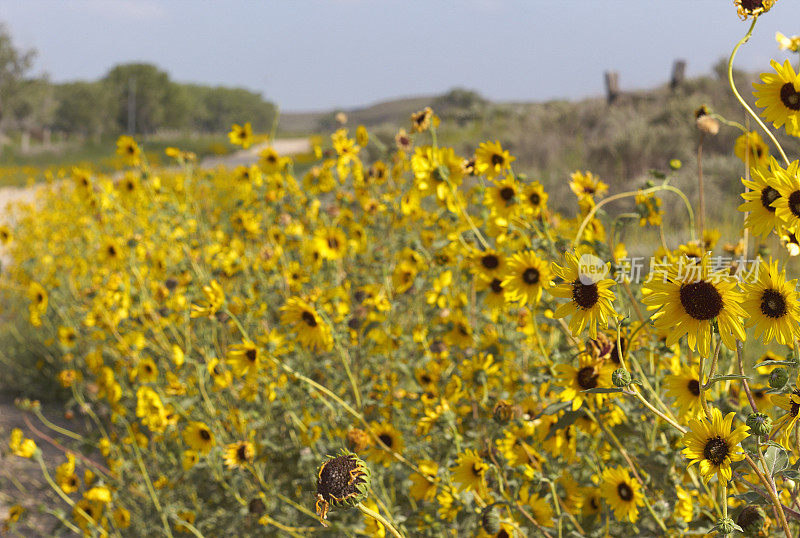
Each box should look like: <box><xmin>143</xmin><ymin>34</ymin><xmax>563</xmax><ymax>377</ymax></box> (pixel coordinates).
<box><xmin>499</xmin><ymin>187</ymin><xmax>515</xmax><ymax>201</ymax></box>
<box><xmin>761</xmin><ymin>288</ymin><xmax>788</xmax><ymax>318</ymax></box>
<box><xmin>471</xmin><ymin>463</ymin><xmax>484</xmax><ymax>476</ymax></box>
<box><xmin>302</xmin><ymin>311</ymin><xmax>318</xmax><ymax>327</ymax></box>
<box><xmin>572</xmin><ymin>280</ymin><xmax>599</xmax><ymax>309</ymax></box>
<box><xmin>737</xmin><ymin>506</ymin><xmax>764</xmax><ymax>531</ymax></box>
<box><xmin>791</xmin><ymin>389</ymin><xmax>800</xmax><ymax>417</ymax></box>
<box><xmin>491</xmin><ymin>154</ymin><xmax>504</xmax><ymax>167</ymax></box>
<box><xmin>529</xmin><ymin>192</ymin><xmax>541</xmax><ymax>205</ymax></box>
<box><xmin>522</xmin><ymin>267</ymin><xmax>539</xmax><ymax>286</ymax></box>
<box><xmin>617</xmin><ymin>482</ymin><xmax>633</xmax><ymax>502</ymax></box>
<box><xmin>610</xmin><ymin>338</ymin><xmax>627</xmax><ymax>364</ymax></box>
<box><xmin>481</xmin><ymin>254</ymin><xmax>499</xmax><ymax>269</ymax></box>
<box><xmin>780</xmin><ymin>82</ymin><xmax>800</xmax><ymax>111</ymax></box>
<box><xmin>679</xmin><ymin>280</ymin><xmax>723</xmax><ymax>321</ymax></box>
<box><xmin>317</xmin><ymin>454</ymin><xmax>367</xmax><ymax>502</ymax></box>
<box><xmin>328</xmin><ymin>237</ymin><xmax>339</xmax><ymax>249</ymax></box>
<box><xmin>199</xmin><ymin>429</ymin><xmax>211</xmax><ymax>441</ymax></box>
<box><xmin>761</xmin><ymin>186</ymin><xmax>780</xmax><ymax>213</ymax></box>
<box><xmin>378</xmin><ymin>433</ymin><xmax>393</xmax><ymax>449</ymax></box>
<box><xmin>237</xmin><ymin>444</ymin><xmax>251</xmax><ymax>461</ymax></box>
<box><xmin>576</xmin><ymin>366</ymin><xmax>599</xmax><ymax>389</ymax></box>
<box><xmin>245</xmin><ymin>348</ymin><xmax>257</xmax><ymax>363</ymax></box>
<box><xmin>688</xmin><ymin>379</ymin><xmax>700</xmax><ymax>396</ymax></box>
<box><xmin>523</xmin><ymin>268</ymin><xmax>540</xmax><ymax>285</ymax></box>
<box><xmin>740</xmin><ymin>0</ymin><xmax>764</xmax><ymax>9</ymax></box>
<box><xmin>788</xmin><ymin>191</ymin><xmax>800</xmax><ymax>218</ymax></box>
<box><xmin>490</xmin><ymin>278</ymin><xmax>503</xmax><ymax>293</ymax></box>
<box><xmin>703</xmin><ymin>436</ymin><xmax>730</xmax><ymax>466</ymax></box>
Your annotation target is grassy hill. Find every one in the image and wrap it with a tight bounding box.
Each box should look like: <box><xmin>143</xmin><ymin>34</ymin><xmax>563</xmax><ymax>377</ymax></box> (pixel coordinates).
<box><xmin>281</xmin><ymin>66</ymin><xmax>793</xmax><ymax>238</ymax></box>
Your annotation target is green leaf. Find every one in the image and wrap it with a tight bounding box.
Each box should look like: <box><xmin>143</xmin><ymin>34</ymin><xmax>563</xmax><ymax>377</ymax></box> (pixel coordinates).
<box><xmin>763</xmin><ymin>445</ymin><xmax>790</xmax><ymax>476</ymax></box>
<box><xmin>544</xmin><ymin>411</ymin><xmax>582</xmax><ymax>440</ymax></box>
<box><xmin>778</xmin><ymin>469</ymin><xmax>800</xmax><ymax>480</ymax></box>
<box><xmin>754</xmin><ymin>359</ymin><xmax>797</xmax><ymax>368</ymax></box>
<box><xmin>535</xmin><ymin>401</ymin><xmax>572</xmax><ymax>419</ymax></box>
<box><xmin>732</xmin><ymin>491</ymin><xmax>770</xmax><ymax>505</ymax></box>
<box><xmin>580</xmin><ymin>387</ymin><xmax>625</xmax><ymax>394</ymax></box>
<box><xmin>706</xmin><ymin>374</ymin><xmax>748</xmax><ymax>385</ymax></box>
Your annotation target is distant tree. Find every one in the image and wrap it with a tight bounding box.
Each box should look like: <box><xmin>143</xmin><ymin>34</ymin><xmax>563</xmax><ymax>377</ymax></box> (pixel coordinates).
<box><xmin>0</xmin><ymin>23</ymin><xmax>36</xmax><ymax>135</ymax></box>
<box><xmin>433</xmin><ymin>88</ymin><xmax>488</xmax><ymax>124</ymax></box>
<box><xmin>9</xmin><ymin>76</ymin><xmax>55</xmax><ymax>132</ymax></box>
<box><xmin>53</xmin><ymin>81</ymin><xmax>110</xmax><ymax>137</ymax></box>
<box><xmin>103</xmin><ymin>63</ymin><xmax>187</xmax><ymax>134</ymax></box>
<box><xmin>183</xmin><ymin>84</ymin><xmax>276</xmax><ymax>132</ymax></box>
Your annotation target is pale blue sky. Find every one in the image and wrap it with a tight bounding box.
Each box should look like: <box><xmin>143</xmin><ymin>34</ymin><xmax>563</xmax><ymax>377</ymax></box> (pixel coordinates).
<box><xmin>1</xmin><ymin>0</ymin><xmax>799</xmax><ymax>112</ymax></box>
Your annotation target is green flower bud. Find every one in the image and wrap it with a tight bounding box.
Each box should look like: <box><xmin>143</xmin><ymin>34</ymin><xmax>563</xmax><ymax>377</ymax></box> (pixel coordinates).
<box><xmin>716</xmin><ymin>516</ymin><xmax>736</xmax><ymax>536</ymax></box>
<box><xmin>736</xmin><ymin>505</ymin><xmax>766</xmax><ymax>536</ymax></box>
<box><xmin>480</xmin><ymin>505</ymin><xmax>501</xmax><ymax>535</ymax></box>
<box><xmin>315</xmin><ymin>450</ymin><xmax>371</xmax><ymax>526</ymax></box>
<box><xmin>770</xmin><ymin>368</ymin><xmax>789</xmax><ymax>389</ymax></box>
<box><xmin>746</xmin><ymin>412</ymin><xmax>772</xmax><ymax>437</ymax></box>
<box><xmin>669</xmin><ymin>158</ymin><xmax>682</xmax><ymax>170</ymax></box>
<box><xmin>612</xmin><ymin>368</ymin><xmax>632</xmax><ymax>388</ymax></box>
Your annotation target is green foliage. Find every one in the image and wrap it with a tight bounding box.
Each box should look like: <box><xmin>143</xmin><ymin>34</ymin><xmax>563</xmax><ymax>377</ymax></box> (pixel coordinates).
<box><xmin>52</xmin><ymin>82</ymin><xmax>111</xmax><ymax>137</ymax></box>
<box><xmin>103</xmin><ymin>63</ymin><xmax>188</xmax><ymax>134</ymax></box>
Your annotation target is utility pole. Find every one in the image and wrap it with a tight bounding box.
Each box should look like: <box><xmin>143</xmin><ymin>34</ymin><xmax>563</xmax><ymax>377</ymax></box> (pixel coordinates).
<box><xmin>127</xmin><ymin>76</ymin><xmax>136</xmax><ymax>134</ymax></box>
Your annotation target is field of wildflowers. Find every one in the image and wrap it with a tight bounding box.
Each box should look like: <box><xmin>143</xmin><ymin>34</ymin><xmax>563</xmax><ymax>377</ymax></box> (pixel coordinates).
<box><xmin>5</xmin><ymin>1</ymin><xmax>800</xmax><ymax>536</ymax></box>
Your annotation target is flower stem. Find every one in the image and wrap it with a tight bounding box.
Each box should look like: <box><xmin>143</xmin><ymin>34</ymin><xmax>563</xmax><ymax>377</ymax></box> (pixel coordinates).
<box><xmin>727</xmin><ymin>17</ymin><xmax>790</xmax><ymax>166</ymax></box>
<box><xmin>357</xmin><ymin>502</ymin><xmax>404</xmax><ymax>538</ymax></box>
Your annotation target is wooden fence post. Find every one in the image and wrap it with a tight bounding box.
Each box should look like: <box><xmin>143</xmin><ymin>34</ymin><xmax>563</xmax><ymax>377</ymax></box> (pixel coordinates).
<box><xmin>671</xmin><ymin>60</ymin><xmax>687</xmax><ymax>91</ymax></box>
<box><xmin>604</xmin><ymin>71</ymin><xmax>619</xmax><ymax>104</ymax></box>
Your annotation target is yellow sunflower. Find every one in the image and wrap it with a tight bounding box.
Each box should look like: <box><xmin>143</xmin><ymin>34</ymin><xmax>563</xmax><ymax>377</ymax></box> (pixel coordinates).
<box><xmin>313</xmin><ymin>226</ymin><xmax>348</xmax><ymax>261</ymax></box>
<box><xmin>753</xmin><ymin>59</ymin><xmax>800</xmax><ymax>136</ymax></box>
<box><xmin>451</xmin><ymin>449</ymin><xmax>488</xmax><ymax>492</ymax></box>
<box><xmin>484</xmin><ymin>177</ymin><xmax>521</xmax><ymax>225</ymax></box>
<box><xmin>183</xmin><ymin>421</ymin><xmax>215</xmax><ymax>455</ymax></box>
<box><xmin>368</xmin><ymin>423</ymin><xmax>405</xmax><ymax>467</ymax></box>
<box><xmin>502</xmin><ymin>250</ymin><xmax>552</xmax><ymax>305</ymax></box>
<box><xmin>522</xmin><ymin>181</ymin><xmax>549</xmax><ymax>218</ymax></box>
<box><xmin>554</xmin><ymin>354</ymin><xmax>615</xmax><ymax>411</ymax></box>
<box><xmin>642</xmin><ymin>254</ymin><xmax>746</xmax><ymax>358</ymax></box>
<box><xmin>116</xmin><ymin>135</ymin><xmax>141</xmax><ymax>165</ymax></box>
<box><xmin>771</xmin><ymin>374</ymin><xmax>800</xmax><ymax>446</ymax></box>
<box><xmin>569</xmin><ymin>170</ymin><xmax>608</xmax><ymax>209</ymax></box>
<box><xmin>223</xmin><ymin>441</ymin><xmax>255</xmax><ymax>469</ymax></box>
<box><xmin>770</xmin><ymin>159</ymin><xmax>800</xmax><ymax>233</ymax></box>
<box><xmin>279</xmin><ymin>297</ymin><xmax>334</xmax><ymax>352</ymax></box>
<box><xmin>474</xmin><ymin>141</ymin><xmax>515</xmax><ymax>179</ymax></box>
<box><xmin>740</xmin><ymin>258</ymin><xmax>800</xmax><ymax>345</ymax></box>
<box><xmin>734</xmin><ymin>131</ymin><xmax>770</xmax><ymax>169</ymax></box>
<box><xmin>549</xmin><ymin>251</ymin><xmax>616</xmax><ymax>338</ymax></box>
<box><xmin>663</xmin><ymin>365</ymin><xmax>704</xmax><ymax>420</ymax></box>
<box><xmin>476</xmin><ymin>274</ymin><xmax>508</xmax><ymax>311</ymax></box>
<box><xmin>226</xmin><ymin>340</ymin><xmax>263</xmax><ymax>378</ymax></box>
<box><xmin>779</xmin><ymin>227</ymin><xmax>800</xmax><ymax>256</ymax></box>
<box><xmin>472</xmin><ymin>248</ymin><xmax>506</xmax><ymax>280</ymax></box>
<box><xmin>735</xmin><ymin>0</ymin><xmax>777</xmax><ymax>20</ymax></box>
<box><xmin>739</xmin><ymin>159</ymin><xmax>786</xmax><ymax>238</ymax></box>
<box><xmin>228</xmin><ymin>122</ymin><xmax>253</xmax><ymax>148</ymax></box>
<box><xmin>600</xmin><ymin>466</ymin><xmax>643</xmax><ymax>522</ymax></box>
<box><xmin>682</xmin><ymin>408</ymin><xmax>749</xmax><ymax>482</ymax></box>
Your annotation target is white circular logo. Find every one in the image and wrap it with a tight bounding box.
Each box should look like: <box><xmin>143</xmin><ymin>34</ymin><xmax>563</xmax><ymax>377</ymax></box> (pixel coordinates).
<box><xmin>578</xmin><ymin>253</ymin><xmax>608</xmax><ymax>285</ymax></box>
